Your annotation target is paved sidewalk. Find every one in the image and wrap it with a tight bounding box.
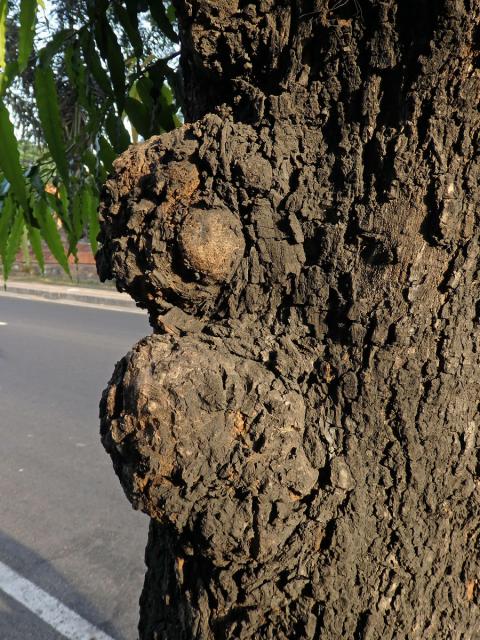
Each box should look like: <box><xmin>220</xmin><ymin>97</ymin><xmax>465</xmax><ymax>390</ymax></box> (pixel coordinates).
<box><xmin>0</xmin><ymin>280</ymin><xmax>140</xmax><ymax>312</ymax></box>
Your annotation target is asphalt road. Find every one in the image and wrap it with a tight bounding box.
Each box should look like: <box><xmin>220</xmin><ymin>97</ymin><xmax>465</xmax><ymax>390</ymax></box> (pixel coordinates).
<box><xmin>0</xmin><ymin>295</ymin><xmax>152</xmax><ymax>640</ymax></box>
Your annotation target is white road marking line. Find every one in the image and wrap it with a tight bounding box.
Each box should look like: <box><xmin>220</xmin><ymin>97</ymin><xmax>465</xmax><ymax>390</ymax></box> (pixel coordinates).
<box><xmin>0</xmin><ymin>560</ymin><xmax>115</xmax><ymax>640</ymax></box>
<box><xmin>0</xmin><ymin>321</ymin><xmax>7</xmax><ymax>326</ymax></box>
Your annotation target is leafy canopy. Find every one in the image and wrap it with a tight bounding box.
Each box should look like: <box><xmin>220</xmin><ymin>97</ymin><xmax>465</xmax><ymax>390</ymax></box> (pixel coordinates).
<box><xmin>0</xmin><ymin>0</ymin><xmax>180</xmax><ymax>279</ymax></box>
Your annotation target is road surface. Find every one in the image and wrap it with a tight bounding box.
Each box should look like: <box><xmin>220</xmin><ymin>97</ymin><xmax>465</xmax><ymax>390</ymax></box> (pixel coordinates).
<box><xmin>0</xmin><ymin>294</ymin><xmax>152</xmax><ymax>639</ymax></box>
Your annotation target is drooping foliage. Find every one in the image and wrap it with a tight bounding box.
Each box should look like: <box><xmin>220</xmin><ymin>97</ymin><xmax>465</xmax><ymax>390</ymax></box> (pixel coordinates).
<box><xmin>0</xmin><ymin>0</ymin><xmax>180</xmax><ymax>278</ymax></box>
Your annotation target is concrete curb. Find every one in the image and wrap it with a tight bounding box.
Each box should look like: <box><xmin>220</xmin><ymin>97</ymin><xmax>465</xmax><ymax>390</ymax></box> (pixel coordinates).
<box><xmin>0</xmin><ymin>281</ymin><xmax>139</xmax><ymax>311</ymax></box>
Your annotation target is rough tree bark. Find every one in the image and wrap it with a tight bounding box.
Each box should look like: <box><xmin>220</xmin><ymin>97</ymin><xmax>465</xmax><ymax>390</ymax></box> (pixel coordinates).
<box><xmin>96</xmin><ymin>1</ymin><xmax>480</xmax><ymax>638</ymax></box>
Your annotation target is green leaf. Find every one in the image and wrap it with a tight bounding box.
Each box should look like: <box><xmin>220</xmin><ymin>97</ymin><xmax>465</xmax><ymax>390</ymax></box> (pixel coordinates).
<box><xmin>81</xmin><ymin>187</ymin><xmax>99</xmax><ymax>254</ymax></box>
<box><xmin>38</xmin><ymin>28</ymin><xmax>74</xmax><ymax>66</ymax></box>
<box><xmin>147</xmin><ymin>60</ymin><xmax>183</xmax><ymax>111</ymax></box>
<box><xmin>27</xmin><ymin>223</ymin><xmax>44</xmax><ymax>272</ymax></box>
<box><xmin>34</xmin><ymin>199</ymin><xmax>70</xmax><ymax>275</ymax></box>
<box><xmin>3</xmin><ymin>207</ymin><xmax>24</xmax><ymax>280</ymax></box>
<box><xmin>166</xmin><ymin>3</ymin><xmax>176</xmax><ymax>22</ymax></box>
<box><xmin>135</xmin><ymin>76</ymin><xmax>154</xmax><ymax>110</ymax></box>
<box><xmin>25</xmin><ymin>164</ymin><xmax>44</xmax><ymax>198</ymax></box>
<box><xmin>44</xmin><ymin>188</ymin><xmax>70</xmax><ymax>237</ymax></box>
<box><xmin>57</xmin><ymin>182</ymin><xmax>71</xmax><ymax>231</ymax></box>
<box><xmin>156</xmin><ymin>84</ymin><xmax>177</xmax><ymax>132</ymax></box>
<box><xmin>66</xmin><ymin>41</ymin><xmax>105</xmax><ymax>140</ymax></box>
<box><xmin>0</xmin><ymin>0</ymin><xmax>7</xmax><ymax>69</ymax></box>
<box><xmin>83</xmin><ymin>148</ymin><xmax>107</xmax><ymax>186</ymax></box>
<box><xmin>0</xmin><ymin>100</ymin><xmax>31</xmax><ymax>215</ymax></box>
<box><xmin>105</xmin><ymin>109</ymin><xmax>130</xmax><ymax>153</ymax></box>
<box><xmin>125</xmin><ymin>96</ymin><xmax>150</xmax><ymax>138</ymax></box>
<box><xmin>87</xmin><ymin>207</ymin><xmax>100</xmax><ymax>255</ymax></box>
<box><xmin>0</xmin><ymin>61</ymin><xmax>18</xmax><ymax>96</ymax></box>
<box><xmin>69</xmin><ymin>187</ymin><xmax>85</xmax><ymax>255</ymax></box>
<box><xmin>82</xmin><ymin>149</ymin><xmax>97</xmax><ymax>174</ymax></box>
<box><xmin>65</xmin><ymin>41</ymin><xmax>88</xmax><ymax>109</ymax></box>
<box><xmin>98</xmin><ymin>136</ymin><xmax>116</xmax><ymax>172</ymax></box>
<box><xmin>18</xmin><ymin>0</ymin><xmax>37</xmax><ymax>72</ymax></box>
<box><xmin>94</xmin><ymin>18</ymin><xmax>126</xmax><ymax>112</ymax></box>
<box><xmin>71</xmin><ymin>189</ymin><xmax>82</xmax><ymax>239</ymax></box>
<box><xmin>0</xmin><ymin>194</ymin><xmax>14</xmax><ymax>259</ymax></box>
<box><xmin>146</xmin><ymin>0</ymin><xmax>178</xmax><ymax>43</ymax></box>
<box><xmin>34</xmin><ymin>65</ymin><xmax>70</xmax><ymax>187</ymax></box>
<box><xmin>160</xmin><ymin>83</ymin><xmax>174</xmax><ymax>107</ymax></box>
<box><xmin>126</xmin><ymin>0</ymin><xmax>142</xmax><ymax>21</ymax></box>
<box><xmin>80</xmin><ymin>29</ymin><xmax>112</xmax><ymax>97</ymax></box>
<box><xmin>113</xmin><ymin>3</ymin><xmax>143</xmax><ymax>59</ymax></box>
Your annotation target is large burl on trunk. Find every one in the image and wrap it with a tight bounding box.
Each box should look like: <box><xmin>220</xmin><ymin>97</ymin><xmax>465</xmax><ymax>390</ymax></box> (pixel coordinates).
<box><xmin>97</xmin><ymin>1</ymin><xmax>480</xmax><ymax>638</ymax></box>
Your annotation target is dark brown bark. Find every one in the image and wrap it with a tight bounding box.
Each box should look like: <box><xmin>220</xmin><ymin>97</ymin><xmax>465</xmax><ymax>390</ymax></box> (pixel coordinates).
<box><xmin>97</xmin><ymin>1</ymin><xmax>480</xmax><ymax>637</ymax></box>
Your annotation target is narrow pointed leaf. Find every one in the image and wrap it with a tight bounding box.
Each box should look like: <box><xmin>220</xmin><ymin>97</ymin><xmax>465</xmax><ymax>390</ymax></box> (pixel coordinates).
<box><xmin>81</xmin><ymin>187</ymin><xmax>99</xmax><ymax>254</ymax></box>
<box><xmin>0</xmin><ymin>100</ymin><xmax>30</xmax><ymax>215</ymax></box>
<box><xmin>27</xmin><ymin>223</ymin><xmax>44</xmax><ymax>272</ymax></box>
<box><xmin>34</xmin><ymin>200</ymin><xmax>70</xmax><ymax>275</ymax></box>
<box><xmin>18</xmin><ymin>0</ymin><xmax>37</xmax><ymax>72</ymax></box>
<box><xmin>0</xmin><ymin>194</ymin><xmax>14</xmax><ymax>259</ymax></box>
<box><xmin>135</xmin><ymin>77</ymin><xmax>154</xmax><ymax>110</ymax></box>
<box><xmin>126</xmin><ymin>0</ymin><xmax>141</xmax><ymax>23</ymax></box>
<box><xmin>156</xmin><ymin>84</ymin><xmax>177</xmax><ymax>132</ymax></box>
<box><xmin>95</xmin><ymin>18</ymin><xmax>125</xmax><ymax>112</ymax></box>
<box><xmin>83</xmin><ymin>148</ymin><xmax>107</xmax><ymax>186</ymax></box>
<box><xmin>98</xmin><ymin>136</ymin><xmax>116</xmax><ymax>172</ymax></box>
<box><xmin>38</xmin><ymin>28</ymin><xmax>74</xmax><ymax>66</ymax></box>
<box><xmin>80</xmin><ymin>29</ymin><xmax>112</xmax><ymax>97</ymax></box>
<box><xmin>125</xmin><ymin>96</ymin><xmax>150</xmax><ymax>138</ymax></box>
<box><xmin>148</xmin><ymin>60</ymin><xmax>182</xmax><ymax>110</ymax></box>
<box><xmin>0</xmin><ymin>0</ymin><xmax>7</xmax><ymax>69</ymax></box>
<box><xmin>166</xmin><ymin>3</ymin><xmax>176</xmax><ymax>22</ymax></box>
<box><xmin>69</xmin><ymin>188</ymin><xmax>84</xmax><ymax>256</ymax></box>
<box><xmin>25</xmin><ymin>164</ymin><xmax>44</xmax><ymax>198</ymax></box>
<box><xmin>3</xmin><ymin>207</ymin><xmax>24</xmax><ymax>280</ymax></box>
<box><xmin>82</xmin><ymin>149</ymin><xmax>98</xmax><ymax>175</ymax></box>
<box><xmin>44</xmin><ymin>190</ymin><xmax>68</xmax><ymax>234</ymax></box>
<box><xmin>0</xmin><ymin>61</ymin><xmax>18</xmax><ymax>97</ymax></box>
<box><xmin>65</xmin><ymin>42</ymin><xmax>88</xmax><ymax>109</ymax></box>
<box><xmin>88</xmin><ymin>207</ymin><xmax>100</xmax><ymax>255</ymax></box>
<box><xmin>113</xmin><ymin>3</ymin><xmax>143</xmax><ymax>59</ymax></box>
<box><xmin>105</xmin><ymin>110</ymin><xmax>130</xmax><ymax>153</ymax></box>
<box><xmin>146</xmin><ymin>0</ymin><xmax>178</xmax><ymax>43</ymax></box>
<box><xmin>34</xmin><ymin>65</ymin><xmax>70</xmax><ymax>187</ymax></box>
<box><xmin>56</xmin><ymin>182</ymin><xmax>75</xmax><ymax>244</ymax></box>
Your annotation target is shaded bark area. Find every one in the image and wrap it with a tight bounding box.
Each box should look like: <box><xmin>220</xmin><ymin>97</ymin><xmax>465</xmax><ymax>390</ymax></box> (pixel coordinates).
<box><xmin>97</xmin><ymin>1</ymin><xmax>480</xmax><ymax>637</ymax></box>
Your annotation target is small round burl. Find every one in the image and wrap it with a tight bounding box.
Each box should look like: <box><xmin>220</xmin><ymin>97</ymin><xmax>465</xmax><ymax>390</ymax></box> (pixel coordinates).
<box><xmin>96</xmin><ymin>123</ymin><xmax>246</xmax><ymax>322</ymax></box>
<box><xmin>178</xmin><ymin>208</ymin><xmax>245</xmax><ymax>283</ymax></box>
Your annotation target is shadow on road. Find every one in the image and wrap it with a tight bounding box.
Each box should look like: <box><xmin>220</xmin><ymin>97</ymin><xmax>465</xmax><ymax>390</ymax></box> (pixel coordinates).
<box><xmin>0</xmin><ymin>529</ymin><xmax>128</xmax><ymax>640</ymax></box>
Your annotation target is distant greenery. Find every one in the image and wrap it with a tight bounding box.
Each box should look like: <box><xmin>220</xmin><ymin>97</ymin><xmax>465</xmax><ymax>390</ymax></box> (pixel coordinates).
<box><xmin>0</xmin><ymin>0</ymin><xmax>180</xmax><ymax>279</ymax></box>
<box><xmin>17</xmin><ymin>138</ymin><xmax>45</xmax><ymax>164</ymax></box>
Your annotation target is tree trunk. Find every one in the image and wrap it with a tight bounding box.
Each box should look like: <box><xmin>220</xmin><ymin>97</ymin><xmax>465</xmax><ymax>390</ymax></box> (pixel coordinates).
<box><xmin>96</xmin><ymin>1</ymin><xmax>480</xmax><ymax>637</ymax></box>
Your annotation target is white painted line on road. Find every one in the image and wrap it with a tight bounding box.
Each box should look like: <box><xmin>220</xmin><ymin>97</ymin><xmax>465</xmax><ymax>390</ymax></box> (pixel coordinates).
<box><xmin>0</xmin><ymin>560</ymin><xmax>115</xmax><ymax>640</ymax></box>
